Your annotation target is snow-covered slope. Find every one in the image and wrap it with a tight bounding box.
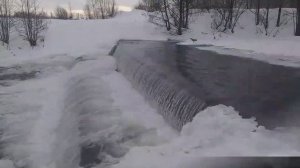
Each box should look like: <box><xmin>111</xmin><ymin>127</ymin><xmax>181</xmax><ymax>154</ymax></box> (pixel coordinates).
<box><xmin>0</xmin><ymin>10</ymin><xmax>300</xmax><ymax>168</ymax></box>
<box><xmin>178</xmin><ymin>9</ymin><xmax>300</xmax><ymax>58</ymax></box>
<box><xmin>7</xmin><ymin>10</ymin><xmax>166</xmax><ymax>60</ymax></box>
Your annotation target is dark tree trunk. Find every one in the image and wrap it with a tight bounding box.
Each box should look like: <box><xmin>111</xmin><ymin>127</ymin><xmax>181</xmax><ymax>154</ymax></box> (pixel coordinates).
<box><xmin>177</xmin><ymin>0</ymin><xmax>184</xmax><ymax>35</ymax></box>
<box><xmin>296</xmin><ymin>0</ymin><xmax>300</xmax><ymax>36</ymax></box>
<box><xmin>184</xmin><ymin>0</ymin><xmax>189</xmax><ymax>28</ymax></box>
<box><xmin>276</xmin><ymin>0</ymin><xmax>283</xmax><ymax>27</ymax></box>
<box><xmin>228</xmin><ymin>0</ymin><xmax>234</xmax><ymax>29</ymax></box>
<box><xmin>29</xmin><ymin>39</ymin><xmax>37</xmax><ymax>47</ymax></box>
<box><xmin>182</xmin><ymin>1</ymin><xmax>186</xmax><ymax>28</ymax></box>
<box><xmin>163</xmin><ymin>0</ymin><xmax>171</xmax><ymax>30</ymax></box>
<box><xmin>256</xmin><ymin>0</ymin><xmax>261</xmax><ymax>25</ymax></box>
<box><xmin>264</xmin><ymin>0</ymin><xmax>270</xmax><ymax>35</ymax></box>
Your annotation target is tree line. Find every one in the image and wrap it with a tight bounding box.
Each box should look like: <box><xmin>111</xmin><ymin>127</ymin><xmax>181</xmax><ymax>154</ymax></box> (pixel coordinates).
<box><xmin>83</xmin><ymin>0</ymin><xmax>117</xmax><ymax>19</ymax></box>
<box><xmin>55</xmin><ymin>0</ymin><xmax>117</xmax><ymax>20</ymax></box>
<box><xmin>0</xmin><ymin>0</ymin><xmax>48</xmax><ymax>47</ymax></box>
<box><xmin>0</xmin><ymin>0</ymin><xmax>118</xmax><ymax>48</ymax></box>
<box><xmin>136</xmin><ymin>0</ymin><xmax>300</xmax><ymax>36</ymax></box>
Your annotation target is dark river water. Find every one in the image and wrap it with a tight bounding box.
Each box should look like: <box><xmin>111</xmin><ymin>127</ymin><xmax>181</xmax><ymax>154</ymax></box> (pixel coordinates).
<box><xmin>112</xmin><ymin>40</ymin><xmax>300</xmax><ymax>129</ymax></box>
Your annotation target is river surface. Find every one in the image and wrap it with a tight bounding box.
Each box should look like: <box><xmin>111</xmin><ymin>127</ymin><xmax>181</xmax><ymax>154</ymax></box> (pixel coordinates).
<box><xmin>113</xmin><ymin>40</ymin><xmax>300</xmax><ymax>129</ymax></box>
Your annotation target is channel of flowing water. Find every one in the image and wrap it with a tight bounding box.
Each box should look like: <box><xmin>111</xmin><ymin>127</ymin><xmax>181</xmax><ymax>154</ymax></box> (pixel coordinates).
<box><xmin>112</xmin><ymin>40</ymin><xmax>300</xmax><ymax>130</ymax></box>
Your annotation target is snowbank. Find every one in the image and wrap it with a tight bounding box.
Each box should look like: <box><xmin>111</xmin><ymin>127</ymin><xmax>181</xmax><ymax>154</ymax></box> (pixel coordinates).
<box><xmin>7</xmin><ymin>10</ymin><xmax>167</xmax><ymax>59</ymax></box>
<box><xmin>0</xmin><ymin>45</ymin><xmax>13</xmax><ymax>60</ymax></box>
<box><xmin>178</xmin><ymin>9</ymin><xmax>300</xmax><ymax>58</ymax></box>
<box><xmin>113</xmin><ymin>105</ymin><xmax>300</xmax><ymax>168</ymax></box>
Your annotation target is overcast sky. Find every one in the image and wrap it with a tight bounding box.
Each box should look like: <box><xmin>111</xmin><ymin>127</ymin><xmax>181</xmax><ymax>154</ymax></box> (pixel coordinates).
<box><xmin>40</xmin><ymin>0</ymin><xmax>138</xmax><ymax>11</ymax></box>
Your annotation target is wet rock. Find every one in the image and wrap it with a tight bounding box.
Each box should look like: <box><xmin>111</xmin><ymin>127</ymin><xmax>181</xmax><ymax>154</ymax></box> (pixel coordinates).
<box><xmin>80</xmin><ymin>143</ymin><xmax>103</xmax><ymax>168</ymax></box>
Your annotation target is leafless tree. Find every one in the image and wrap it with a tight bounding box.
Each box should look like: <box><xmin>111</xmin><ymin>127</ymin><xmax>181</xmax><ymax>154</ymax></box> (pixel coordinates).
<box><xmin>55</xmin><ymin>6</ymin><xmax>68</xmax><ymax>19</ymax></box>
<box><xmin>85</xmin><ymin>0</ymin><xmax>117</xmax><ymax>19</ymax></box>
<box><xmin>255</xmin><ymin>0</ymin><xmax>261</xmax><ymax>25</ymax></box>
<box><xmin>84</xmin><ymin>3</ymin><xmax>92</xmax><ymax>19</ymax></box>
<box><xmin>106</xmin><ymin>0</ymin><xmax>116</xmax><ymax>17</ymax></box>
<box><xmin>156</xmin><ymin>0</ymin><xmax>193</xmax><ymax>35</ymax></box>
<box><xmin>256</xmin><ymin>0</ymin><xmax>270</xmax><ymax>35</ymax></box>
<box><xmin>0</xmin><ymin>0</ymin><xmax>14</xmax><ymax>46</ymax></box>
<box><xmin>159</xmin><ymin>0</ymin><xmax>171</xmax><ymax>30</ymax></box>
<box><xmin>211</xmin><ymin>0</ymin><xmax>247</xmax><ymax>33</ymax></box>
<box><xmin>68</xmin><ymin>2</ymin><xmax>73</xmax><ymax>19</ymax></box>
<box><xmin>164</xmin><ymin>0</ymin><xmax>184</xmax><ymax>35</ymax></box>
<box><xmin>16</xmin><ymin>0</ymin><xmax>48</xmax><ymax>47</ymax></box>
<box><xmin>276</xmin><ymin>0</ymin><xmax>285</xmax><ymax>27</ymax></box>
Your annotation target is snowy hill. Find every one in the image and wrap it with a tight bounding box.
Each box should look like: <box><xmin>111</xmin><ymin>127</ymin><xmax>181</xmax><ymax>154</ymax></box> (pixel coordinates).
<box><xmin>5</xmin><ymin>10</ymin><xmax>166</xmax><ymax>60</ymax></box>
<box><xmin>2</xmin><ymin>9</ymin><xmax>300</xmax><ymax>61</ymax></box>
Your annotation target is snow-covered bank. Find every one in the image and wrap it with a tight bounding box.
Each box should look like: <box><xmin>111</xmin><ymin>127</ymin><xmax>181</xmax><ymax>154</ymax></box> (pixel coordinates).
<box><xmin>8</xmin><ymin>11</ymin><xmax>167</xmax><ymax>59</ymax></box>
<box><xmin>177</xmin><ymin>10</ymin><xmax>300</xmax><ymax>58</ymax></box>
<box><xmin>113</xmin><ymin>105</ymin><xmax>300</xmax><ymax>168</ymax></box>
<box><xmin>5</xmin><ymin>10</ymin><xmax>300</xmax><ymax>60</ymax></box>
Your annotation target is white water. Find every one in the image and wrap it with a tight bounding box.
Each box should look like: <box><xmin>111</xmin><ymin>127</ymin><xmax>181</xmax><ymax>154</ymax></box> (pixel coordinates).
<box><xmin>1</xmin><ymin>54</ymin><xmax>300</xmax><ymax>168</ymax></box>
<box><xmin>0</xmin><ymin>55</ymin><xmax>176</xmax><ymax>168</ymax></box>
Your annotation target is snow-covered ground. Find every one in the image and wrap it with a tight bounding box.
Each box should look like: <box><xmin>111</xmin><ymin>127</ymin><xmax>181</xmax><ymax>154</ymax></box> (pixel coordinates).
<box><xmin>0</xmin><ymin>10</ymin><xmax>300</xmax><ymax>168</ymax></box>
<box><xmin>178</xmin><ymin>9</ymin><xmax>300</xmax><ymax>58</ymax></box>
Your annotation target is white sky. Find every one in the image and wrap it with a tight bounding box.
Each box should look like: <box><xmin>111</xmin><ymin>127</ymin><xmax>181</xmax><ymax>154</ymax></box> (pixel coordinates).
<box><xmin>40</xmin><ymin>0</ymin><xmax>138</xmax><ymax>12</ymax></box>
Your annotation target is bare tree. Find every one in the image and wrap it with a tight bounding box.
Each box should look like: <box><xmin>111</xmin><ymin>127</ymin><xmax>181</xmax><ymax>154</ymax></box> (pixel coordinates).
<box><xmin>276</xmin><ymin>0</ymin><xmax>284</xmax><ymax>27</ymax></box>
<box><xmin>157</xmin><ymin>0</ymin><xmax>192</xmax><ymax>35</ymax></box>
<box><xmin>85</xmin><ymin>0</ymin><xmax>117</xmax><ymax>19</ymax></box>
<box><xmin>105</xmin><ymin>0</ymin><xmax>117</xmax><ymax>17</ymax></box>
<box><xmin>255</xmin><ymin>0</ymin><xmax>261</xmax><ymax>25</ymax></box>
<box><xmin>84</xmin><ymin>3</ymin><xmax>92</xmax><ymax>19</ymax></box>
<box><xmin>258</xmin><ymin>0</ymin><xmax>270</xmax><ymax>35</ymax></box>
<box><xmin>136</xmin><ymin>0</ymin><xmax>161</xmax><ymax>12</ymax></box>
<box><xmin>159</xmin><ymin>0</ymin><xmax>171</xmax><ymax>30</ymax></box>
<box><xmin>55</xmin><ymin>6</ymin><xmax>68</xmax><ymax>19</ymax></box>
<box><xmin>177</xmin><ymin>0</ymin><xmax>184</xmax><ymax>35</ymax></box>
<box><xmin>16</xmin><ymin>0</ymin><xmax>48</xmax><ymax>47</ymax></box>
<box><xmin>183</xmin><ymin>0</ymin><xmax>191</xmax><ymax>28</ymax></box>
<box><xmin>0</xmin><ymin>0</ymin><xmax>14</xmax><ymax>46</ymax></box>
<box><xmin>68</xmin><ymin>2</ymin><xmax>73</xmax><ymax>19</ymax></box>
<box><xmin>211</xmin><ymin>0</ymin><xmax>246</xmax><ymax>33</ymax></box>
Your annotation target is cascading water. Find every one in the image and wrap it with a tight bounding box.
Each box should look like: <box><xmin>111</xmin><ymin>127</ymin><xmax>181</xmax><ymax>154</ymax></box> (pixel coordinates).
<box><xmin>54</xmin><ymin>57</ymin><xmax>173</xmax><ymax>168</ymax></box>
<box><xmin>112</xmin><ymin>40</ymin><xmax>207</xmax><ymax>130</ymax></box>
<box><xmin>112</xmin><ymin>40</ymin><xmax>300</xmax><ymax>130</ymax></box>
<box><xmin>54</xmin><ymin>59</ymin><xmax>132</xmax><ymax>168</ymax></box>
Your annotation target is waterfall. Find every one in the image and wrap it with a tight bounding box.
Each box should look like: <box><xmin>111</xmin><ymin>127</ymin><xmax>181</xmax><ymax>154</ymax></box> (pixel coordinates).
<box><xmin>112</xmin><ymin>40</ymin><xmax>207</xmax><ymax>130</ymax></box>
<box><xmin>112</xmin><ymin>40</ymin><xmax>300</xmax><ymax>130</ymax></box>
